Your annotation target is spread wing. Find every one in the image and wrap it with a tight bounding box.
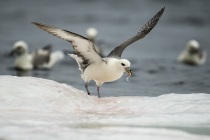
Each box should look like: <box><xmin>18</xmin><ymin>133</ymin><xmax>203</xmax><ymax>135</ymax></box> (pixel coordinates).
<box><xmin>32</xmin><ymin>22</ymin><xmax>103</xmax><ymax>64</ymax></box>
<box><xmin>108</xmin><ymin>7</ymin><xmax>165</xmax><ymax>58</ymax></box>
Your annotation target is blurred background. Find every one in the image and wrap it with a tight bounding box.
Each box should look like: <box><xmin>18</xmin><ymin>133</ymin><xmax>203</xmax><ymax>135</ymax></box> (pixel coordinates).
<box><xmin>0</xmin><ymin>0</ymin><xmax>209</xmax><ymax>97</ymax></box>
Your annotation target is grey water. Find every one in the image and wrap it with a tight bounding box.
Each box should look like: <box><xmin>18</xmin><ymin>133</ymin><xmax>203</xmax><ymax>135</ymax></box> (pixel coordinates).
<box><xmin>0</xmin><ymin>0</ymin><xmax>210</xmax><ymax>97</ymax></box>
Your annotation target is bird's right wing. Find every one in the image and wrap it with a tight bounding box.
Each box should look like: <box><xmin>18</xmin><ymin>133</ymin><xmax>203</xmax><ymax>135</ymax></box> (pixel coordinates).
<box><xmin>108</xmin><ymin>7</ymin><xmax>165</xmax><ymax>58</ymax></box>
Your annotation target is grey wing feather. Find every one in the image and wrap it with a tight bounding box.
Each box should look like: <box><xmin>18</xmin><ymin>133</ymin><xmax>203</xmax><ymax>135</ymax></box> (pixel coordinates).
<box><xmin>32</xmin><ymin>44</ymin><xmax>53</xmax><ymax>67</ymax></box>
<box><xmin>42</xmin><ymin>44</ymin><xmax>53</xmax><ymax>51</ymax></box>
<box><xmin>33</xmin><ymin>55</ymin><xmax>50</xmax><ymax>67</ymax></box>
<box><xmin>108</xmin><ymin>7</ymin><xmax>165</xmax><ymax>58</ymax></box>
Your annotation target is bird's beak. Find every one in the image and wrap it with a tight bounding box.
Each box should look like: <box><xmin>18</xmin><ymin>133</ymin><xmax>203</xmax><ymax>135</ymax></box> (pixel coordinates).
<box><xmin>9</xmin><ymin>49</ymin><xmax>16</xmax><ymax>56</ymax></box>
<box><xmin>125</xmin><ymin>67</ymin><xmax>132</xmax><ymax>77</ymax></box>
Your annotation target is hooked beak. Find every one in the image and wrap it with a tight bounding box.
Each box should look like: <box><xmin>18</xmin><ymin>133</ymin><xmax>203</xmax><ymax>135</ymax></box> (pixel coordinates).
<box><xmin>125</xmin><ymin>67</ymin><xmax>132</xmax><ymax>77</ymax></box>
<box><xmin>9</xmin><ymin>49</ymin><xmax>16</xmax><ymax>56</ymax></box>
<box><xmin>9</xmin><ymin>48</ymin><xmax>23</xmax><ymax>56</ymax></box>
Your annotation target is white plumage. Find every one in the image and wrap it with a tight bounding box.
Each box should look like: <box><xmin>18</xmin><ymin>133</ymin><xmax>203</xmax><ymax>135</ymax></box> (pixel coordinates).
<box><xmin>32</xmin><ymin>7</ymin><xmax>165</xmax><ymax>97</ymax></box>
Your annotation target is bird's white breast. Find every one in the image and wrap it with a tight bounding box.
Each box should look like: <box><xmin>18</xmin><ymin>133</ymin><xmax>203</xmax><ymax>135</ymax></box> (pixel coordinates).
<box><xmin>84</xmin><ymin>61</ymin><xmax>124</xmax><ymax>83</ymax></box>
<box><xmin>15</xmin><ymin>54</ymin><xmax>33</xmax><ymax>70</ymax></box>
<box><xmin>178</xmin><ymin>50</ymin><xmax>206</xmax><ymax>65</ymax></box>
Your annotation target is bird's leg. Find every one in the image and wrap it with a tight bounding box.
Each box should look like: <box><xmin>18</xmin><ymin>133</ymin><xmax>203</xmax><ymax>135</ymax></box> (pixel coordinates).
<box><xmin>85</xmin><ymin>82</ymin><xmax>90</xmax><ymax>95</ymax></box>
<box><xmin>97</xmin><ymin>86</ymin><xmax>101</xmax><ymax>98</ymax></box>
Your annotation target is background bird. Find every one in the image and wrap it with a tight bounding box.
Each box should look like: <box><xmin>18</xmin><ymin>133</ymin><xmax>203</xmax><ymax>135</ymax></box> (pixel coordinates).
<box><xmin>10</xmin><ymin>41</ymin><xmax>65</xmax><ymax>71</ymax></box>
<box><xmin>178</xmin><ymin>40</ymin><xmax>206</xmax><ymax>66</ymax></box>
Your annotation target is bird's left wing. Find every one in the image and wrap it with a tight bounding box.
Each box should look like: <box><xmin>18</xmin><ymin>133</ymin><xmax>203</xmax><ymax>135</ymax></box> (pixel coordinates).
<box><xmin>108</xmin><ymin>7</ymin><xmax>165</xmax><ymax>58</ymax></box>
<box><xmin>32</xmin><ymin>22</ymin><xmax>103</xmax><ymax>64</ymax></box>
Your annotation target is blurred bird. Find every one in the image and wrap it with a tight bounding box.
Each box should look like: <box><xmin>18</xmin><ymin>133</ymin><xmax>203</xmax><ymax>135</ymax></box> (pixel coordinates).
<box><xmin>86</xmin><ymin>27</ymin><xmax>98</xmax><ymax>41</ymax></box>
<box><xmin>178</xmin><ymin>40</ymin><xmax>206</xmax><ymax>66</ymax></box>
<box><xmin>10</xmin><ymin>41</ymin><xmax>65</xmax><ymax>70</ymax></box>
<box><xmin>86</xmin><ymin>27</ymin><xmax>103</xmax><ymax>56</ymax></box>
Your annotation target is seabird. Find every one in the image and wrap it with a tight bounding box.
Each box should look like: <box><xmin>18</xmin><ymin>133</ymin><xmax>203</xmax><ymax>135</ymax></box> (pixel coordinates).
<box><xmin>86</xmin><ymin>27</ymin><xmax>103</xmax><ymax>56</ymax></box>
<box><xmin>10</xmin><ymin>41</ymin><xmax>65</xmax><ymax>70</ymax></box>
<box><xmin>32</xmin><ymin>7</ymin><xmax>165</xmax><ymax>98</ymax></box>
<box><xmin>86</xmin><ymin>27</ymin><xmax>98</xmax><ymax>41</ymax></box>
<box><xmin>178</xmin><ymin>40</ymin><xmax>206</xmax><ymax>66</ymax></box>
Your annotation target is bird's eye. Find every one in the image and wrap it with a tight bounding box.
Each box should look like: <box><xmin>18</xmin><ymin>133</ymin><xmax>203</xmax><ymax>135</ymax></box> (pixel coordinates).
<box><xmin>121</xmin><ymin>63</ymin><xmax>125</xmax><ymax>66</ymax></box>
<box><xmin>16</xmin><ymin>46</ymin><xmax>22</xmax><ymax>50</ymax></box>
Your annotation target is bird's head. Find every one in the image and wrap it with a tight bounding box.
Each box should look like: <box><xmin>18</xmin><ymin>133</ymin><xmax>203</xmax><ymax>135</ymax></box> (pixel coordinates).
<box><xmin>187</xmin><ymin>40</ymin><xmax>203</xmax><ymax>58</ymax></box>
<box><xmin>10</xmin><ymin>41</ymin><xmax>29</xmax><ymax>56</ymax></box>
<box><xmin>117</xmin><ymin>59</ymin><xmax>132</xmax><ymax>77</ymax></box>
